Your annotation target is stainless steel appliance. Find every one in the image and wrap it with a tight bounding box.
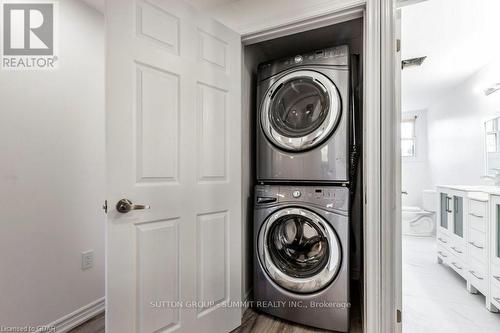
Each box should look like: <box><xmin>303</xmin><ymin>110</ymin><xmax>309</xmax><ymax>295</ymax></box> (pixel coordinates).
<box><xmin>256</xmin><ymin>45</ymin><xmax>350</xmax><ymax>183</ymax></box>
<box><xmin>253</xmin><ymin>185</ymin><xmax>350</xmax><ymax>332</ymax></box>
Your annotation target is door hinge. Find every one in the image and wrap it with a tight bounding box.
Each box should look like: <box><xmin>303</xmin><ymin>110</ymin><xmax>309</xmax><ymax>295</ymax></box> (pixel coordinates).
<box><xmin>102</xmin><ymin>200</ymin><xmax>108</xmax><ymax>213</ymax></box>
<box><xmin>396</xmin><ymin>309</ymin><xmax>402</xmax><ymax>323</ymax></box>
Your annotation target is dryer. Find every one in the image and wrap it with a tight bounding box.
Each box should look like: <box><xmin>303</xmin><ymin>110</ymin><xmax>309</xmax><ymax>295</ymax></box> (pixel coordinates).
<box><xmin>253</xmin><ymin>185</ymin><xmax>350</xmax><ymax>332</ymax></box>
<box><xmin>256</xmin><ymin>45</ymin><xmax>350</xmax><ymax>183</ymax></box>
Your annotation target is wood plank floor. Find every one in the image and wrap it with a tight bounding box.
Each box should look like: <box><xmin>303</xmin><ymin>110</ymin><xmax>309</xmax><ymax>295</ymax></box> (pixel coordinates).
<box><xmin>231</xmin><ymin>308</ymin><xmax>362</xmax><ymax>333</ymax></box>
<box><xmin>69</xmin><ymin>307</ymin><xmax>361</xmax><ymax>333</ymax></box>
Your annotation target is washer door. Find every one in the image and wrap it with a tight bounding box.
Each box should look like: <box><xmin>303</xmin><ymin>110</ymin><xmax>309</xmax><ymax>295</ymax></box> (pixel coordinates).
<box><xmin>260</xmin><ymin>70</ymin><xmax>341</xmax><ymax>151</ymax></box>
<box><xmin>258</xmin><ymin>207</ymin><xmax>342</xmax><ymax>293</ymax></box>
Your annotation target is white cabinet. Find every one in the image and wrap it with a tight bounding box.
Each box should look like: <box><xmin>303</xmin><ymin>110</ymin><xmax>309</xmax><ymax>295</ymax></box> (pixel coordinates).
<box><xmin>466</xmin><ymin>198</ymin><xmax>489</xmax><ymax>296</ymax></box>
<box><xmin>436</xmin><ymin>186</ymin><xmax>500</xmax><ymax>312</ymax></box>
<box><xmin>437</xmin><ymin>187</ymin><xmax>468</xmax><ymax>279</ymax></box>
<box><xmin>489</xmin><ymin>195</ymin><xmax>500</xmax><ymax>311</ymax></box>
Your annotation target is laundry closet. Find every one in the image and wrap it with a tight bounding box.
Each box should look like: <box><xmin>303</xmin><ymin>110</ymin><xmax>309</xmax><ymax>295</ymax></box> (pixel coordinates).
<box><xmin>241</xmin><ymin>18</ymin><xmax>365</xmax><ymax>332</ymax></box>
<box><xmin>104</xmin><ymin>1</ymin><xmax>398</xmax><ymax>332</ymax></box>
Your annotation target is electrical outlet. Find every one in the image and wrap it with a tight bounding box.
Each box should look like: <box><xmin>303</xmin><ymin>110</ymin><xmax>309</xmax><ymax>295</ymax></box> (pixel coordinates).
<box><xmin>81</xmin><ymin>250</ymin><xmax>94</xmax><ymax>270</ymax></box>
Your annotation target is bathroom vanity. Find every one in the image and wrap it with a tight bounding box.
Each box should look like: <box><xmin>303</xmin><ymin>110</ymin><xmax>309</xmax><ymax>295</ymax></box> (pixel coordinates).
<box><xmin>436</xmin><ymin>185</ymin><xmax>500</xmax><ymax>312</ymax></box>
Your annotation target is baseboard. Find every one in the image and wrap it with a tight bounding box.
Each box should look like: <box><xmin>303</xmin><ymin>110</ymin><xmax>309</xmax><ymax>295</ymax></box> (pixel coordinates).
<box><xmin>37</xmin><ymin>297</ymin><xmax>105</xmax><ymax>333</ymax></box>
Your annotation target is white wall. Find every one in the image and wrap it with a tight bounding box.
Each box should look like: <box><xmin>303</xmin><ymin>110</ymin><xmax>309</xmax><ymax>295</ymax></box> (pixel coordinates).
<box><xmin>426</xmin><ymin>60</ymin><xmax>500</xmax><ymax>187</ymax></box>
<box><xmin>0</xmin><ymin>0</ymin><xmax>104</xmax><ymax>327</ymax></box>
<box><xmin>402</xmin><ymin>109</ymin><xmax>431</xmax><ymax>207</ymax></box>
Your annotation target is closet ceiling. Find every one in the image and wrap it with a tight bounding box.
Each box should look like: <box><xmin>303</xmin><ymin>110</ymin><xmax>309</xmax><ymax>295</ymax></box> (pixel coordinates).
<box><xmin>402</xmin><ymin>0</ymin><xmax>500</xmax><ymax>111</ymax></box>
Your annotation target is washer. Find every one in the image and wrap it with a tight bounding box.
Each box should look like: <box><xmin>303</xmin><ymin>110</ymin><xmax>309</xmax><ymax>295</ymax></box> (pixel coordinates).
<box><xmin>256</xmin><ymin>45</ymin><xmax>350</xmax><ymax>183</ymax></box>
<box><xmin>254</xmin><ymin>185</ymin><xmax>350</xmax><ymax>332</ymax></box>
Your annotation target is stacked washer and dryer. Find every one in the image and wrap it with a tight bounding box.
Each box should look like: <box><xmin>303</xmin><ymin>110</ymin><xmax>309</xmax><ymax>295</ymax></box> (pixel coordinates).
<box><xmin>253</xmin><ymin>45</ymin><xmax>355</xmax><ymax>332</ymax></box>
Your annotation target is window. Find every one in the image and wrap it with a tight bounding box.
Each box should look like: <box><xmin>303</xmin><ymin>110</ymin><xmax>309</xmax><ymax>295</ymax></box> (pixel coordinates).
<box><xmin>485</xmin><ymin>118</ymin><xmax>499</xmax><ymax>153</ymax></box>
<box><xmin>401</xmin><ymin>118</ymin><xmax>416</xmax><ymax>157</ymax></box>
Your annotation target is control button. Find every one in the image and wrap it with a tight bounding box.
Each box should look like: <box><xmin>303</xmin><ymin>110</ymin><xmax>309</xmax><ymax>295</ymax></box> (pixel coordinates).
<box><xmin>292</xmin><ymin>190</ymin><xmax>301</xmax><ymax>198</ymax></box>
<box><xmin>294</xmin><ymin>55</ymin><xmax>303</xmax><ymax>63</ymax></box>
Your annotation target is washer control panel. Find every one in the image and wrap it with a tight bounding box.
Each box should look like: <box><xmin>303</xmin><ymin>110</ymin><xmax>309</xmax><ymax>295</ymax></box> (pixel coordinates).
<box><xmin>255</xmin><ymin>185</ymin><xmax>349</xmax><ymax>212</ymax></box>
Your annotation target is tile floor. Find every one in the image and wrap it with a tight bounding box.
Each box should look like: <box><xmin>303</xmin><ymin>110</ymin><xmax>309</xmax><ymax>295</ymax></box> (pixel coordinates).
<box><xmin>403</xmin><ymin>235</ymin><xmax>500</xmax><ymax>333</ymax></box>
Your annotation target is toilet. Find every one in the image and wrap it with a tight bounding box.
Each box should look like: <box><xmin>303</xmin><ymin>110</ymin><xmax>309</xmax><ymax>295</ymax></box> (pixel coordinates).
<box><xmin>402</xmin><ymin>190</ymin><xmax>437</xmax><ymax>237</ymax></box>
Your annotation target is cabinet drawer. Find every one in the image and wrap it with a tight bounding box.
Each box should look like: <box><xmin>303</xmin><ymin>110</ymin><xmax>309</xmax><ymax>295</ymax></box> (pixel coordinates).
<box><xmin>469</xmin><ymin>199</ymin><xmax>487</xmax><ymax>218</ymax></box>
<box><xmin>468</xmin><ymin>228</ymin><xmax>487</xmax><ymax>264</ymax></box>
<box><xmin>492</xmin><ymin>264</ymin><xmax>500</xmax><ymax>287</ymax></box>
<box><xmin>450</xmin><ymin>239</ymin><xmax>466</xmax><ymax>261</ymax></box>
<box><xmin>468</xmin><ymin>262</ymin><xmax>487</xmax><ymax>294</ymax></box>
<box><xmin>448</xmin><ymin>253</ymin><xmax>467</xmax><ymax>279</ymax></box>
<box><xmin>491</xmin><ymin>283</ymin><xmax>500</xmax><ymax>309</ymax></box>
<box><xmin>469</xmin><ymin>213</ymin><xmax>487</xmax><ymax>233</ymax></box>
<box><xmin>437</xmin><ymin>245</ymin><xmax>451</xmax><ymax>262</ymax></box>
<box><xmin>437</xmin><ymin>231</ymin><xmax>451</xmax><ymax>247</ymax></box>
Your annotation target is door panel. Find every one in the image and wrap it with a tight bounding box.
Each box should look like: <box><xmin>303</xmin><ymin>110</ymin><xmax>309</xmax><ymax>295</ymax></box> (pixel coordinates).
<box><xmin>197</xmin><ymin>211</ymin><xmax>228</xmax><ymax>316</ymax></box>
<box><xmin>497</xmin><ymin>204</ymin><xmax>500</xmax><ymax>260</ymax></box>
<box><xmin>439</xmin><ymin>192</ymin><xmax>449</xmax><ymax>230</ymax></box>
<box><xmin>136</xmin><ymin>63</ymin><xmax>179</xmax><ymax>182</ymax></box>
<box><xmin>137</xmin><ymin>219</ymin><xmax>180</xmax><ymax>333</ymax></box>
<box><xmin>197</xmin><ymin>83</ymin><xmax>228</xmax><ymax>181</ymax></box>
<box><xmin>106</xmin><ymin>1</ymin><xmax>241</xmax><ymax>332</ymax></box>
<box><xmin>492</xmin><ymin>199</ymin><xmax>500</xmax><ymax>268</ymax></box>
<box><xmin>453</xmin><ymin>196</ymin><xmax>463</xmax><ymax>237</ymax></box>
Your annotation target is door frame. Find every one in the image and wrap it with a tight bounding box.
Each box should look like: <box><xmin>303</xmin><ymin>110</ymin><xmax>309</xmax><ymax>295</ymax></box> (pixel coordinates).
<box><xmin>241</xmin><ymin>1</ymin><xmax>400</xmax><ymax>332</ymax></box>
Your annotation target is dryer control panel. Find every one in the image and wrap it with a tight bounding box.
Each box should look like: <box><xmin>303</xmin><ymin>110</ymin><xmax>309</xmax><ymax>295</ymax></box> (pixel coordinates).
<box><xmin>257</xmin><ymin>45</ymin><xmax>349</xmax><ymax>82</ymax></box>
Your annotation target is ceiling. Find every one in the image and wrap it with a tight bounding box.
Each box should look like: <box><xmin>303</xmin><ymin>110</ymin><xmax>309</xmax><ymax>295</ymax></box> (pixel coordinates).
<box><xmin>78</xmin><ymin>0</ymin><xmax>234</xmax><ymax>13</ymax></box>
<box><xmin>80</xmin><ymin>0</ymin><xmax>104</xmax><ymax>13</ymax></box>
<box><xmin>186</xmin><ymin>0</ymin><xmax>236</xmax><ymax>8</ymax></box>
<box><xmin>401</xmin><ymin>0</ymin><xmax>500</xmax><ymax>111</ymax></box>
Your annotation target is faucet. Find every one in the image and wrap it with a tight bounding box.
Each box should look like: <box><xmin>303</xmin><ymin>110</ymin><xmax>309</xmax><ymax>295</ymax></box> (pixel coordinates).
<box><xmin>481</xmin><ymin>168</ymin><xmax>500</xmax><ymax>186</ymax></box>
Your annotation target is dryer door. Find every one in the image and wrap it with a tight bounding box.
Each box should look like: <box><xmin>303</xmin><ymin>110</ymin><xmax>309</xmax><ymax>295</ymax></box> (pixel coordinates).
<box><xmin>258</xmin><ymin>207</ymin><xmax>342</xmax><ymax>293</ymax></box>
<box><xmin>261</xmin><ymin>70</ymin><xmax>341</xmax><ymax>151</ymax></box>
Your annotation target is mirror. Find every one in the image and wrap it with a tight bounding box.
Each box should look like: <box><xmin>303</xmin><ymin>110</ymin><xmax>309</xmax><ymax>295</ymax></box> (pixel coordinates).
<box><xmin>485</xmin><ymin>117</ymin><xmax>500</xmax><ymax>175</ymax></box>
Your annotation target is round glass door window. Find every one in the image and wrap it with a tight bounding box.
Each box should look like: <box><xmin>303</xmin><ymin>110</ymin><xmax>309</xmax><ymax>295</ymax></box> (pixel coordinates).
<box><xmin>267</xmin><ymin>214</ymin><xmax>329</xmax><ymax>277</ymax></box>
<box><xmin>261</xmin><ymin>70</ymin><xmax>341</xmax><ymax>151</ymax></box>
<box><xmin>258</xmin><ymin>207</ymin><xmax>341</xmax><ymax>293</ymax></box>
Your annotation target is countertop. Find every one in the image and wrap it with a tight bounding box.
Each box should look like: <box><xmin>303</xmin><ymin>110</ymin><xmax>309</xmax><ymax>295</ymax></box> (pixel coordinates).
<box><xmin>436</xmin><ymin>185</ymin><xmax>500</xmax><ymax>199</ymax></box>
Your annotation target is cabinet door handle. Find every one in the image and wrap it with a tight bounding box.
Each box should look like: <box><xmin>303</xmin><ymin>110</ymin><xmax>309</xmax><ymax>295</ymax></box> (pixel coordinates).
<box><xmin>469</xmin><ymin>270</ymin><xmax>484</xmax><ymax>280</ymax></box>
<box><xmin>438</xmin><ymin>237</ymin><xmax>448</xmax><ymax>244</ymax></box>
<box><xmin>438</xmin><ymin>251</ymin><xmax>448</xmax><ymax>258</ymax></box>
<box><xmin>469</xmin><ymin>213</ymin><xmax>484</xmax><ymax>218</ymax></box>
<box><xmin>451</xmin><ymin>262</ymin><xmax>462</xmax><ymax>270</ymax></box>
<box><xmin>493</xmin><ymin>275</ymin><xmax>500</xmax><ymax>282</ymax></box>
<box><xmin>468</xmin><ymin>241</ymin><xmax>484</xmax><ymax>249</ymax></box>
<box><xmin>446</xmin><ymin>196</ymin><xmax>452</xmax><ymax>213</ymax></box>
<box><xmin>451</xmin><ymin>246</ymin><xmax>463</xmax><ymax>254</ymax></box>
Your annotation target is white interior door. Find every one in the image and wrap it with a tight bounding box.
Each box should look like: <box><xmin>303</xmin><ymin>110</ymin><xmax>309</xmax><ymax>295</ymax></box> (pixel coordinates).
<box><xmin>105</xmin><ymin>1</ymin><xmax>242</xmax><ymax>332</ymax></box>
